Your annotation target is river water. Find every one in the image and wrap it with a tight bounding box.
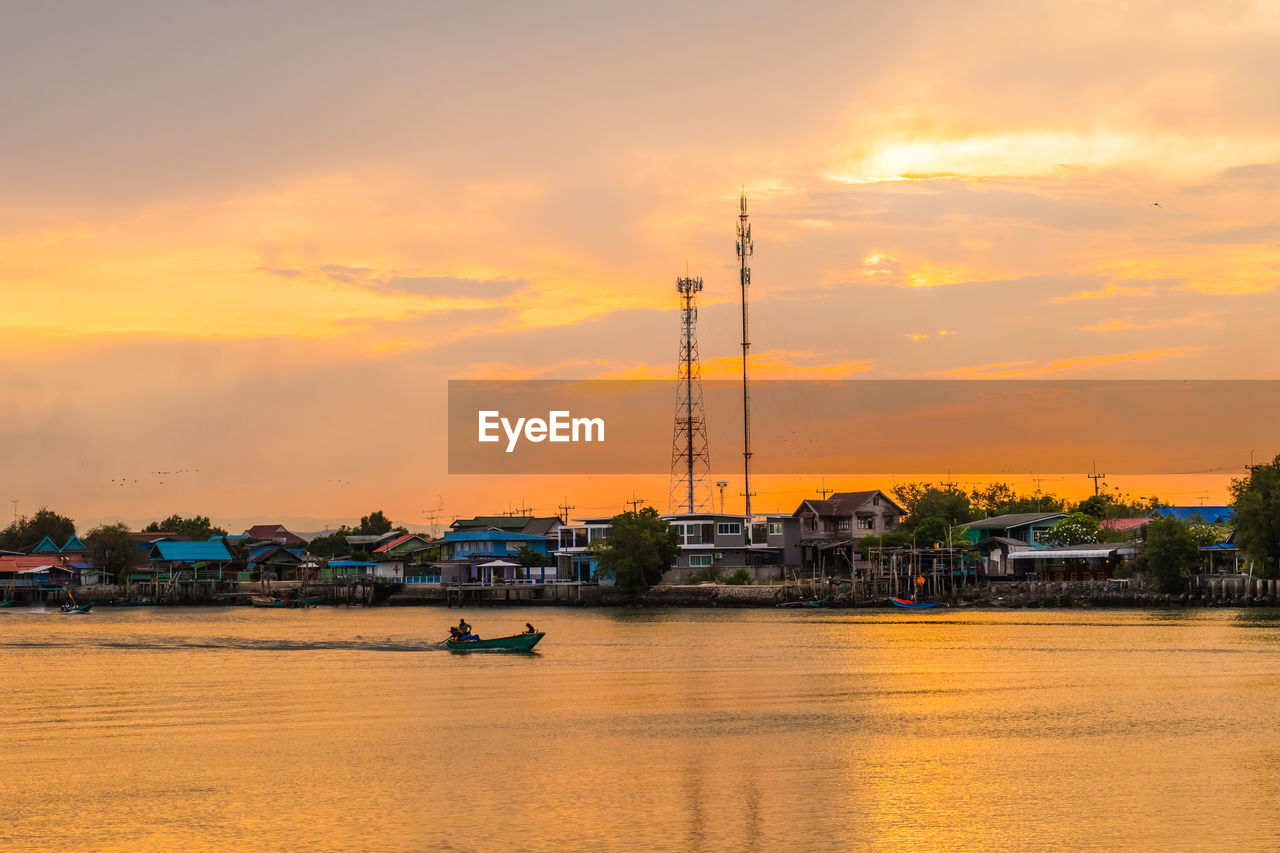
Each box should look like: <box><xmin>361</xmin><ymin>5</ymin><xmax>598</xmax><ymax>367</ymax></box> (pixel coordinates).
<box><xmin>2</xmin><ymin>605</ymin><xmax>1279</xmax><ymax>852</ymax></box>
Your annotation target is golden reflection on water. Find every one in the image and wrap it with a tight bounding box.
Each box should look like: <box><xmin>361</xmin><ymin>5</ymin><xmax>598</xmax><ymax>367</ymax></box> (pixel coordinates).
<box><xmin>2</xmin><ymin>607</ymin><xmax>1280</xmax><ymax>851</ymax></box>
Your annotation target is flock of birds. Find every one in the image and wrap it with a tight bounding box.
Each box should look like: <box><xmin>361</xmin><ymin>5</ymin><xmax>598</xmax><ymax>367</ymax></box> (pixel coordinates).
<box><xmin>109</xmin><ymin>469</ymin><xmax>201</xmax><ymax>487</ymax></box>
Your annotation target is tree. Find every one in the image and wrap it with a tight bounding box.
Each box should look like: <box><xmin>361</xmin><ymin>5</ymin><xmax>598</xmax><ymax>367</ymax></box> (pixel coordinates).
<box><xmin>969</xmin><ymin>482</ymin><xmax>1062</xmax><ymax>517</ymax></box>
<box><xmin>84</xmin><ymin>523</ymin><xmax>138</xmax><ymax>586</ymax></box>
<box><xmin>1231</xmin><ymin>453</ymin><xmax>1280</xmax><ymax>578</ymax></box>
<box><xmin>892</xmin><ymin>482</ymin><xmax>975</xmax><ymax>530</ymax></box>
<box><xmin>1073</xmin><ymin>490</ymin><xmax>1164</xmax><ymax>521</ymax></box>
<box><xmin>1145</xmin><ymin>515</ymin><xmax>1200</xmax><ymax>593</ymax></box>
<box><xmin>307</xmin><ymin>526</ymin><xmax>352</xmax><ymax>559</ymax></box>
<box><xmin>513</xmin><ymin>544</ymin><xmax>549</xmax><ymax>568</ymax></box>
<box><xmin>0</xmin><ymin>507</ymin><xmax>76</xmax><ymax>552</ymax></box>
<box><xmin>912</xmin><ymin>516</ymin><xmax>951</xmax><ymax>547</ymax></box>
<box><xmin>1044</xmin><ymin>512</ymin><xmax>1100</xmax><ymax>546</ymax></box>
<box><xmin>143</xmin><ymin>514</ymin><xmax>227</xmax><ymax>539</ymax></box>
<box><xmin>589</xmin><ymin>507</ymin><xmax>679</xmax><ymax>593</ymax></box>
<box><xmin>358</xmin><ymin>510</ymin><xmax>405</xmax><ymax>537</ymax></box>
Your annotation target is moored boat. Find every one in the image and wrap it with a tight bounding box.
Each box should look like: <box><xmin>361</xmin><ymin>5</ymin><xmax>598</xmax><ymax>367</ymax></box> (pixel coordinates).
<box><xmin>445</xmin><ymin>632</ymin><xmax>544</xmax><ymax>651</ymax></box>
<box><xmin>250</xmin><ymin>595</ymin><xmax>325</xmax><ymax>608</ymax></box>
<box><xmin>889</xmin><ymin>597</ymin><xmax>940</xmax><ymax>610</ymax></box>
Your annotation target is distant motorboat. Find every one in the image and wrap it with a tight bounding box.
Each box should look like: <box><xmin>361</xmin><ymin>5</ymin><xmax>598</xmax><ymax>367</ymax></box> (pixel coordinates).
<box><xmin>889</xmin><ymin>597</ymin><xmax>940</xmax><ymax>611</ymax></box>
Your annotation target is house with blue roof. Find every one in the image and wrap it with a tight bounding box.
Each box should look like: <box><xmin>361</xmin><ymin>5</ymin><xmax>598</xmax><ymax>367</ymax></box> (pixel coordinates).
<box><xmin>29</xmin><ymin>535</ymin><xmax>85</xmax><ymax>554</ymax></box>
<box><xmin>1150</xmin><ymin>506</ymin><xmax>1234</xmax><ymax>524</ymax></box>
<box><xmin>429</xmin><ymin>528</ymin><xmax>557</xmax><ymax>585</ymax></box>
<box><xmin>138</xmin><ymin>539</ymin><xmax>239</xmax><ymax>601</ymax></box>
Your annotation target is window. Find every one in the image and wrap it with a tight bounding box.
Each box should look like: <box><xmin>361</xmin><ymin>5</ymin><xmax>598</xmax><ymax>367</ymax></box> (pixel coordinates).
<box><xmin>837</xmin><ymin>519</ymin><xmax>851</xmax><ymax>532</ymax></box>
<box><xmin>689</xmin><ymin>554</ymin><xmax>713</xmax><ymax>567</ymax></box>
<box><xmin>857</xmin><ymin>516</ymin><xmax>873</xmax><ymax>530</ymax></box>
<box><xmin>717</xmin><ymin>522</ymin><xmax>742</xmax><ymax>536</ymax></box>
<box><xmin>674</xmin><ymin>523</ymin><xmax>706</xmax><ymax>545</ymax></box>
<box><xmin>768</xmin><ymin>522</ymin><xmax>783</xmax><ymax>536</ymax></box>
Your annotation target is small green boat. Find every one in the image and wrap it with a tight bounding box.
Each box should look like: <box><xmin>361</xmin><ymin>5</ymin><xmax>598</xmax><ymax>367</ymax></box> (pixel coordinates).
<box><xmin>0</xmin><ymin>600</ymin><xmax>16</xmax><ymax>608</ymax></box>
<box><xmin>60</xmin><ymin>603</ymin><xmax>93</xmax><ymax>614</ymax></box>
<box><xmin>445</xmin><ymin>632</ymin><xmax>544</xmax><ymax>651</ymax></box>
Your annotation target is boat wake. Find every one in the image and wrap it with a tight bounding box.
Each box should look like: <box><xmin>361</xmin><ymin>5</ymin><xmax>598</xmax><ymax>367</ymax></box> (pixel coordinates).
<box><xmin>0</xmin><ymin>636</ymin><xmax>456</xmax><ymax>653</ymax></box>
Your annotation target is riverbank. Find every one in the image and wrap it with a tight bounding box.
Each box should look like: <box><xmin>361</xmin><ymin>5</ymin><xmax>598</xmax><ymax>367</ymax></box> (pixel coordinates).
<box><xmin>25</xmin><ymin>577</ymin><xmax>1278</xmax><ymax>610</ymax></box>
<box><xmin>634</xmin><ymin>579</ymin><xmax>1280</xmax><ymax>609</ymax></box>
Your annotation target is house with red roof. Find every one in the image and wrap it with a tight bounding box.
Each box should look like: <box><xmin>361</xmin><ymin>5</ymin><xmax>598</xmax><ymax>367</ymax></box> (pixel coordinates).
<box><xmin>243</xmin><ymin>524</ymin><xmax>306</xmax><ymax>547</ymax></box>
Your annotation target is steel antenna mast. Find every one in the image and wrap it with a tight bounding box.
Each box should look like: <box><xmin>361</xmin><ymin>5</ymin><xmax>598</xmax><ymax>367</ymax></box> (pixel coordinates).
<box><xmin>736</xmin><ymin>191</ymin><xmax>756</xmax><ymax>533</ymax></box>
<box><xmin>669</xmin><ymin>275</ymin><xmax>711</xmax><ymax>513</ymax></box>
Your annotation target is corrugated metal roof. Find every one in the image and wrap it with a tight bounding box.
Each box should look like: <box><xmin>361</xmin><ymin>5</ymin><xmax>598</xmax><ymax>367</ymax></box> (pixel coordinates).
<box><xmin>150</xmin><ymin>540</ymin><xmax>234</xmax><ymax>562</ymax></box>
<box><xmin>1008</xmin><ymin>544</ymin><xmax>1136</xmax><ymax>559</ymax></box>
<box><xmin>966</xmin><ymin>512</ymin><xmax>1066</xmax><ymax>529</ymax></box>
<box><xmin>1150</xmin><ymin>506</ymin><xmax>1233</xmax><ymax>523</ymax></box>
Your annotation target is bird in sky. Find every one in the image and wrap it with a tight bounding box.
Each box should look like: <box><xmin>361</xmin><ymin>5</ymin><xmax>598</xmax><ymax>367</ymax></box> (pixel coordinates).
<box><xmin>1151</xmin><ymin>202</ymin><xmax>1161</xmax><ymax>207</ymax></box>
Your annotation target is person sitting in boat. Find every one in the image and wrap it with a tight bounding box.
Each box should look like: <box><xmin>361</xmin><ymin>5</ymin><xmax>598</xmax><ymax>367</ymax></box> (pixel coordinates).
<box><xmin>453</xmin><ymin>618</ymin><xmax>477</xmax><ymax>641</ymax></box>
<box><xmin>524</xmin><ymin>623</ymin><xmax>537</xmax><ymax>634</ymax></box>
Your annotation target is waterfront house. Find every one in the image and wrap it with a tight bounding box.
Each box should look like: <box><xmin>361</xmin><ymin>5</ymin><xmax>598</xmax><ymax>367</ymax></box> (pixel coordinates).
<box><xmin>321</xmin><ymin>559</ymin><xmax>379</xmax><ymax>581</ymax></box>
<box><xmin>792</xmin><ymin>490</ymin><xmax>905</xmax><ymax>578</ymax></box>
<box><xmin>243</xmin><ymin>524</ymin><xmax>307</xmax><ymax>547</ymax></box>
<box><xmin>554</xmin><ymin>517</ymin><xmax>613</xmax><ymax>582</ymax></box>
<box><xmin>974</xmin><ymin>536</ymin><xmax>1035</xmax><ymax>577</ymax></box>
<box><xmin>0</xmin><ymin>554</ymin><xmax>77</xmax><ymax>601</ymax></box>
<box><xmin>764</xmin><ymin>515</ymin><xmax>802</xmax><ymax>569</ymax></box>
<box><xmin>1005</xmin><ymin>541</ymin><xmax>1139</xmax><ymax>581</ymax></box>
<box><xmin>244</xmin><ymin>545</ymin><xmax>306</xmax><ymax>582</ymax></box>
<box><xmin>372</xmin><ymin>533</ymin><xmax>436</xmax><ymax>581</ymax></box>
<box><xmin>139</xmin><ymin>539</ymin><xmax>239</xmax><ymax>599</ymax></box>
<box><xmin>959</xmin><ymin>512</ymin><xmax>1067</xmax><ymax>547</ymax></box>
<box><xmin>449</xmin><ymin>515</ymin><xmax>564</xmax><ymax>539</ymax></box>
<box><xmin>29</xmin><ymin>535</ymin><xmax>85</xmax><ymax>555</ymax></box>
<box><xmin>661</xmin><ymin>512</ymin><xmax>782</xmax><ymax>583</ymax></box>
<box><xmin>344</xmin><ymin>532</ymin><xmax>402</xmax><ymax>554</ymax></box>
<box><xmin>433</xmin><ymin>528</ymin><xmax>557</xmax><ymax>585</ymax></box>
<box><xmin>1200</xmin><ymin>531</ymin><xmax>1242</xmax><ymax>573</ymax></box>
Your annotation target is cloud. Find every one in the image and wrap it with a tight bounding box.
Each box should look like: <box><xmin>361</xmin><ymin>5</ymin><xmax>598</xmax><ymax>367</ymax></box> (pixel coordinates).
<box><xmin>367</xmin><ymin>276</ymin><xmax>527</xmax><ymax>300</ymax></box>
<box><xmin>930</xmin><ymin>346</ymin><xmax>1204</xmax><ymax>378</ymax></box>
<box><xmin>1183</xmin><ymin>223</ymin><xmax>1279</xmax><ymax>245</ymax></box>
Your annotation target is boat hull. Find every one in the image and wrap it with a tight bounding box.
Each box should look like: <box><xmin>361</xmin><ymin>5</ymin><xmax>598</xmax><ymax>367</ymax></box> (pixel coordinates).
<box><xmin>889</xmin><ymin>597</ymin><xmax>940</xmax><ymax>610</ymax></box>
<box><xmin>60</xmin><ymin>604</ymin><xmax>93</xmax><ymax>614</ymax></box>
<box><xmin>250</xmin><ymin>595</ymin><xmax>325</xmax><ymax>608</ymax></box>
<box><xmin>445</xmin><ymin>632</ymin><xmax>544</xmax><ymax>651</ymax></box>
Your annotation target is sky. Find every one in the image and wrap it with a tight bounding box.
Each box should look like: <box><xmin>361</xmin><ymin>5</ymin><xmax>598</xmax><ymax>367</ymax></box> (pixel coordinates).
<box><xmin>3</xmin><ymin>0</ymin><xmax>1278</xmax><ymax>533</ymax></box>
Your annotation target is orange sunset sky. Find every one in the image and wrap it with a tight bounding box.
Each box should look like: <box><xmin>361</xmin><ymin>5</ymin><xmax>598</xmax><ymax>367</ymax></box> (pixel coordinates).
<box><xmin>4</xmin><ymin>1</ymin><xmax>1278</xmax><ymax>532</ymax></box>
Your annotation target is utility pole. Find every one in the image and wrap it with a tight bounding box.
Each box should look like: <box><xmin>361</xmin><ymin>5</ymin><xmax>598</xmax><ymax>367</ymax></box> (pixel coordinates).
<box><xmin>10</xmin><ymin>499</ymin><xmax>17</xmax><ymax>524</ymax></box>
<box><xmin>557</xmin><ymin>498</ymin><xmax>576</xmax><ymax>522</ymax></box>
<box><xmin>1088</xmin><ymin>461</ymin><xmax>1106</xmax><ymax>497</ymax></box>
<box><xmin>627</xmin><ymin>492</ymin><xmax>647</xmax><ymax>514</ymax></box>
<box><xmin>736</xmin><ymin>191</ymin><xmax>756</xmax><ymax>533</ymax></box>
<box><xmin>818</xmin><ymin>479</ymin><xmax>834</xmax><ymax>500</ymax></box>
<box><xmin>715</xmin><ymin>481</ymin><xmax>728</xmax><ymax>514</ymax></box>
